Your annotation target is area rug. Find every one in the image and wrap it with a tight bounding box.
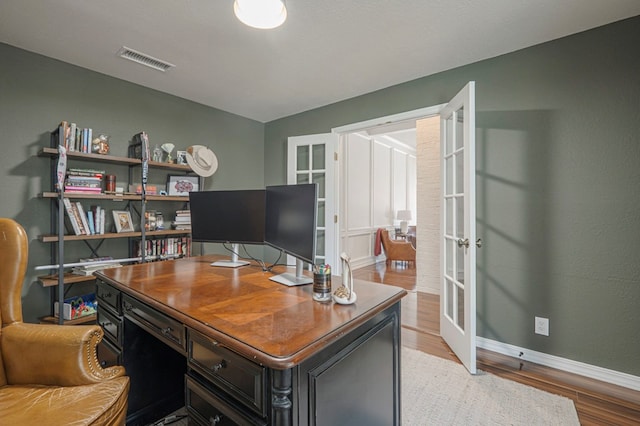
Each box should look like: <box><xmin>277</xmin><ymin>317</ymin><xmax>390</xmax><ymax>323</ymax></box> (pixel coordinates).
<box><xmin>402</xmin><ymin>347</ymin><xmax>580</xmax><ymax>425</ymax></box>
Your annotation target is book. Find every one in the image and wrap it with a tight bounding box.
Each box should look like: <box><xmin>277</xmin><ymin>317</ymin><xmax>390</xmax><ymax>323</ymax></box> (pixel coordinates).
<box><xmin>68</xmin><ymin>123</ymin><xmax>76</xmax><ymax>152</ymax></box>
<box><xmin>90</xmin><ymin>205</ymin><xmax>101</xmax><ymax>235</ymax></box>
<box><xmin>75</xmin><ymin>202</ymin><xmax>91</xmax><ymax>235</ymax></box>
<box><xmin>64</xmin><ymin>187</ymin><xmax>102</xmax><ymax>193</ymax></box>
<box><xmin>63</xmin><ymin>198</ymin><xmax>82</xmax><ymax>235</ymax></box>
<box><xmin>58</xmin><ymin>121</ymin><xmax>69</xmax><ymax>148</ymax></box>
<box><xmin>68</xmin><ymin>168</ymin><xmax>105</xmax><ymax>177</ymax></box>
<box><xmin>86</xmin><ymin>210</ymin><xmax>95</xmax><ymax>234</ymax></box>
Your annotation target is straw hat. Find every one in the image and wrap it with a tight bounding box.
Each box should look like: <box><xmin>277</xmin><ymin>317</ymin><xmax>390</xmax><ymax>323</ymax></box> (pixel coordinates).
<box><xmin>186</xmin><ymin>145</ymin><xmax>218</xmax><ymax>177</ymax></box>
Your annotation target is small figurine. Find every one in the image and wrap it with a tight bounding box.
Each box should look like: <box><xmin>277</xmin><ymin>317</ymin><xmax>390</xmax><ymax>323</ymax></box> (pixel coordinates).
<box><xmin>152</xmin><ymin>144</ymin><xmax>163</xmax><ymax>162</ymax></box>
<box><xmin>333</xmin><ymin>252</ymin><xmax>357</xmax><ymax>304</ymax></box>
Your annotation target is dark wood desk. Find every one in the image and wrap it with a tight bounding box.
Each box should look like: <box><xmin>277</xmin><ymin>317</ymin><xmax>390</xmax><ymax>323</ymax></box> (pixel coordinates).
<box><xmin>95</xmin><ymin>255</ymin><xmax>406</xmax><ymax>425</ymax></box>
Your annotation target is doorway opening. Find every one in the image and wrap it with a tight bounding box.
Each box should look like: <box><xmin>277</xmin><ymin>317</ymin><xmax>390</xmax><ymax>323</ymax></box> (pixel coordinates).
<box><xmin>332</xmin><ymin>104</ymin><xmax>444</xmax><ymax>295</ymax></box>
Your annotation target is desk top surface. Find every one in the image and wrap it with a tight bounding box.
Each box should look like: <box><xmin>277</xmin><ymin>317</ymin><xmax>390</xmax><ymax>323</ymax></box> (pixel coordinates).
<box><xmin>96</xmin><ymin>255</ymin><xmax>406</xmax><ymax>368</ymax></box>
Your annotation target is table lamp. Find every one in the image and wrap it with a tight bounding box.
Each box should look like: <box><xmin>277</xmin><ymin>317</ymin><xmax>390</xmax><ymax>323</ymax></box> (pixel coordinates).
<box><xmin>397</xmin><ymin>210</ymin><xmax>412</xmax><ymax>234</ymax></box>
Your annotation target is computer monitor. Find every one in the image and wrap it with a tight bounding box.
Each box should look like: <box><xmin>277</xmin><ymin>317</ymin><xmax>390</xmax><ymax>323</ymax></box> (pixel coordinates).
<box><xmin>189</xmin><ymin>189</ymin><xmax>265</xmax><ymax>267</ymax></box>
<box><xmin>265</xmin><ymin>183</ymin><xmax>318</xmax><ymax>285</ymax></box>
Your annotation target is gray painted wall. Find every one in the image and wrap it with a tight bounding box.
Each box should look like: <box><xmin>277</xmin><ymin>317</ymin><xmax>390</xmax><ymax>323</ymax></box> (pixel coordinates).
<box><xmin>265</xmin><ymin>16</ymin><xmax>640</xmax><ymax>376</ymax></box>
<box><xmin>1</xmin><ymin>43</ymin><xmax>265</xmax><ymax>323</ymax></box>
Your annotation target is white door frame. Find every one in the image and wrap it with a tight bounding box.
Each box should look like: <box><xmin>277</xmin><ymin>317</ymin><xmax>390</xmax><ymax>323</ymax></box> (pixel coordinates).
<box><xmin>331</xmin><ymin>96</ymin><xmax>476</xmax><ymax>374</ymax></box>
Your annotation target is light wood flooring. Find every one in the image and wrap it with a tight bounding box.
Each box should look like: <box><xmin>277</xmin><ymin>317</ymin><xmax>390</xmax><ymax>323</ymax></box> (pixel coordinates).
<box><xmin>353</xmin><ymin>261</ymin><xmax>640</xmax><ymax>425</ymax></box>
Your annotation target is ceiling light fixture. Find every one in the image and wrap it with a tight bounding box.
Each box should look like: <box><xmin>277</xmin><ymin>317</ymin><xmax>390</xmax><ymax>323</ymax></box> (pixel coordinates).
<box><xmin>234</xmin><ymin>0</ymin><xmax>287</xmax><ymax>29</ymax></box>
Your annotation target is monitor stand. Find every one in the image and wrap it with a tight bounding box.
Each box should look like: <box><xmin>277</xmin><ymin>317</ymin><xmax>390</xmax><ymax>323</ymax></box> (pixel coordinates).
<box><xmin>270</xmin><ymin>258</ymin><xmax>313</xmax><ymax>286</ymax></box>
<box><xmin>210</xmin><ymin>243</ymin><xmax>250</xmax><ymax>268</ymax></box>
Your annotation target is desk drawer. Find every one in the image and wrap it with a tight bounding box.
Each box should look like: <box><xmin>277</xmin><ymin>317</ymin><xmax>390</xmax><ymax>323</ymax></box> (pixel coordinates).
<box><xmin>186</xmin><ymin>375</ymin><xmax>266</xmax><ymax>426</ymax></box>
<box><xmin>188</xmin><ymin>329</ymin><xmax>267</xmax><ymax>417</ymax></box>
<box><xmin>96</xmin><ymin>280</ymin><xmax>121</xmax><ymax>315</ymax></box>
<box><xmin>97</xmin><ymin>307</ymin><xmax>122</xmax><ymax>347</ymax></box>
<box><xmin>122</xmin><ymin>294</ymin><xmax>186</xmax><ymax>353</ymax></box>
<box><xmin>97</xmin><ymin>337</ymin><xmax>121</xmax><ymax>368</ymax></box>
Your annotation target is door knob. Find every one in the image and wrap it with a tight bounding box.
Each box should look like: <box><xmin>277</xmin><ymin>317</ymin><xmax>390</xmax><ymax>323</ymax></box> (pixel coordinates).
<box><xmin>457</xmin><ymin>238</ymin><xmax>469</xmax><ymax>248</ymax></box>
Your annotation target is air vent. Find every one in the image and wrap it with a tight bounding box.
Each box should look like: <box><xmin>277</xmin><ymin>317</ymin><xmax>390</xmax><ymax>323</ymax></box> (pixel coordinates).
<box><xmin>117</xmin><ymin>46</ymin><xmax>175</xmax><ymax>72</ymax></box>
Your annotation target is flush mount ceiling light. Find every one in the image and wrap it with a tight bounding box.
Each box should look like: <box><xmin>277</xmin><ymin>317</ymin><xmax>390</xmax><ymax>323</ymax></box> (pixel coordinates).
<box><xmin>234</xmin><ymin>0</ymin><xmax>287</xmax><ymax>29</ymax></box>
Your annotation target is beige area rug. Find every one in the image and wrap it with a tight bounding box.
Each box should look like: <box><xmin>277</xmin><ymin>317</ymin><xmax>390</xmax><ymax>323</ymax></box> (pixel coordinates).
<box><xmin>155</xmin><ymin>348</ymin><xmax>580</xmax><ymax>425</ymax></box>
<box><xmin>402</xmin><ymin>347</ymin><xmax>580</xmax><ymax>425</ymax></box>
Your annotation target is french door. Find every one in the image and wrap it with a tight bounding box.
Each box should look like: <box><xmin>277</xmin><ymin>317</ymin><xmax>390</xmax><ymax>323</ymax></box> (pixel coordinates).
<box><xmin>440</xmin><ymin>82</ymin><xmax>478</xmax><ymax>374</ymax></box>
<box><xmin>287</xmin><ymin>134</ymin><xmax>338</xmax><ymax>269</ymax></box>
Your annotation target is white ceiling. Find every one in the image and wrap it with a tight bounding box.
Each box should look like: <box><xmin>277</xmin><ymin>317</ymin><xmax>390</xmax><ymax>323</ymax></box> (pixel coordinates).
<box><xmin>1</xmin><ymin>1</ymin><xmax>639</xmax><ymax>123</ymax></box>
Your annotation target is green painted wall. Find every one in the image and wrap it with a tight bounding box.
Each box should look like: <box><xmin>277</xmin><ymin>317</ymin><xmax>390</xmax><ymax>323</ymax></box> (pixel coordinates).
<box><xmin>0</xmin><ymin>43</ymin><xmax>265</xmax><ymax>323</ymax></box>
<box><xmin>265</xmin><ymin>16</ymin><xmax>640</xmax><ymax>375</ymax></box>
<box><xmin>2</xmin><ymin>15</ymin><xmax>639</xmax><ymax>377</ymax></box>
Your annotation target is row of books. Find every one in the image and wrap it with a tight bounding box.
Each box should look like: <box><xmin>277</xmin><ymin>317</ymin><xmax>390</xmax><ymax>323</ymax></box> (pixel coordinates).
<box><xmin>172</xmin><ymin>209</ymin><xmax>191</xmax><ymax>230</ymax></box>
<box><xmin>63</xmin><ymin>199</ymin><xmax>106</xmax><ymax>235</ymax></box>
<box><xmin>64</xmin><ymin>168</ymin><xmax>105</xmax><ymax>194</ymax></box>
<box><xmin>57</xmin><ymin>121</ymin><xmax>94</xmax><ymax>153</ymax></box>
<box><xmin>134</xmin><ymin>236</ymin><xmax>192</xmax><ymax>260</ymax></box>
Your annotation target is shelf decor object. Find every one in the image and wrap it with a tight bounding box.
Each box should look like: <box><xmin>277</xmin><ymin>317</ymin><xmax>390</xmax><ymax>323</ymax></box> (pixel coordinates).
<box><xmin>333</xmin><ymin>252</ymin><xmax>357</xmax><ymax>305</ymax></box>
<box><xmin>185</xmin><ymin>145</ymin><xmax>218</xmax><ymax>177</ymax></box>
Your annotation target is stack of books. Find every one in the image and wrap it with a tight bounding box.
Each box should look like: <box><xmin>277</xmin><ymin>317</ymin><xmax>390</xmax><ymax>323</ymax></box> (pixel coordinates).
<box><xmin>172</xmin><ymin>210</ymin><xmax>191</xmax><ymax>230</ymax></box>
<box><xmin>65</xmin><ymin>168</ymin><xmax>104</xmax><ymax>194</ymax></box>
<box><xmin>71</xmin><ymin>257</ymin><xmax>122</xmax><ymax>276</ymax></box>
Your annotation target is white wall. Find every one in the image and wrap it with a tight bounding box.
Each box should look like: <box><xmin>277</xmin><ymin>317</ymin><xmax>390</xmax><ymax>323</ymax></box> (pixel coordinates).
<box><xmin>341</xmin><ymin>132</ymin><xmax>416</xmax><ymax>268</ymax></box>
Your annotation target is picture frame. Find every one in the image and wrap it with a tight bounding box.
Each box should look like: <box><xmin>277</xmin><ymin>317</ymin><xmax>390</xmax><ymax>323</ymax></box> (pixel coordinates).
<box><xmin>176</xmin><ymin>150</ymin><xmax>188</xmax><ymax>165</ymax></box>
<box><xmin>167</xmin><ymin>175</ymin><xmax>199</xmax><ymax>196</ymax></box>
<box><xmin>112</xmin><ymin>210</ymin><xmax>134</xmax><ymax>233</ymax></box>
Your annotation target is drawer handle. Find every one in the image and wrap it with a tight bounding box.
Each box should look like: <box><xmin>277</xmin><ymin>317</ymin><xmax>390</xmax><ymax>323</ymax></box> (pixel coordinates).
<box><xmin>101</xmin><ymin>321</ymin><xmax>113</xmax><ymax>327</ymax></box>
<box><xmin>209</xmin><ymin>414</ymin><xmax>223</xmax><ymax>425</ymax></box>
<box><xmin>210</xmin><ymin>360</ymin><xmax>226</xmax><ymax>373</ymax></box>
<box><xmin>123</xmin><ymin>301</ymin><xmax>133</xmax><ymax>312</ymax></box>
<box><xmin>161</xmin><ymin>326</ymin><xmax>180</xmax><ymax>344</ymax></box>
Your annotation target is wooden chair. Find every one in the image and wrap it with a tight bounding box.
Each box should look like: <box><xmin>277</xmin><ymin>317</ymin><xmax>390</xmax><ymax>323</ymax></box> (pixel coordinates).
<box><xmin>379</xmin><ymin>228</ymin><xmax>416</xmax><ymax>266</ymax></box>
<box><xmin>0</xmin><ymin>218</ymin><xmax>130</xmax><ymax>425</ymax></box>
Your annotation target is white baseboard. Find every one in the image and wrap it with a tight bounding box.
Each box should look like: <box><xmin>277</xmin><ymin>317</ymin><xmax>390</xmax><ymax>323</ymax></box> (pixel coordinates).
<box><xmin>477</xmin><ymin>337</ymin><xmax>640</xmax><ymax>392</ymax></box>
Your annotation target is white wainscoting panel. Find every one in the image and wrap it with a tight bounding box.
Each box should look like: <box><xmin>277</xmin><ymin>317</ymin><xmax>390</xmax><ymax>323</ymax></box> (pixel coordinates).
<box><xmin>347</xmin><ymin>133</ymin><xmax>372</xmax><ymax>230</ymax></box>
<box><xmin>373</xmin><ymin>140</ymin><xmax>393</xmax><ymax>226</ymax></box>
<box><xmin>393</xmin><ymin>149</ymin><xmax>408</xmax><ymax>212</ymax></box>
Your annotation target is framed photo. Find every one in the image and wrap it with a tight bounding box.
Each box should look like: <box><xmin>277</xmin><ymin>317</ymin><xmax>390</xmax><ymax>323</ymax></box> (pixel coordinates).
<box><xmin>112</xmin><ymin>210</ymin><xmax>134</xmax><ymax>233</ymax></box>
<box><xmin>167</xmin><ymin>175</ymin><xmax>199</xmax><ymax>196</ymax></box>
<box><xmin>176</xmin><ymin>150</ymin><xmax>188</xmax><ymax>165</ymax></box>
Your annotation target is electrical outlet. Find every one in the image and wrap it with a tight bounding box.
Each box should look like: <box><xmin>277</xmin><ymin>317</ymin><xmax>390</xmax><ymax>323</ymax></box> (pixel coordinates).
<box><xmin>535</xmin><ymin>316</ymin><xmax>549</xmax><ymax>336</ymax></box>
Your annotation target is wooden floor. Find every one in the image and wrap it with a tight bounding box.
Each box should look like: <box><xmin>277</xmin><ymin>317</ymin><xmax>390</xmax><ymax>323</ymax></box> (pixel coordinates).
<box><xmin>353</xmin><ymin>261</ymin><xmax>640</xmax><ymax>425</ymax></box>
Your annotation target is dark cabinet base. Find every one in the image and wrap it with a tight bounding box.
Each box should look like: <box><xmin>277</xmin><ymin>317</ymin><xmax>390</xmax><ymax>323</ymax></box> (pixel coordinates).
<box><xmin>297</xmin><ymin>310</ymin><xmax>400</xmax><ymax>426</ymax></box>
<box><xmin>123</xmin><ymin>318</ymin><xmax>187</xmax><ymax>426</ymax></box>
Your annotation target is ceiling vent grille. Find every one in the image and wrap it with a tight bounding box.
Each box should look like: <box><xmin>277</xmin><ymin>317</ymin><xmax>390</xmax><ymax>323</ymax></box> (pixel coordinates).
<box><xmin>117</xmin><ymin>46</ymin><xmax>175</xmax><ymax>72</ymax></box>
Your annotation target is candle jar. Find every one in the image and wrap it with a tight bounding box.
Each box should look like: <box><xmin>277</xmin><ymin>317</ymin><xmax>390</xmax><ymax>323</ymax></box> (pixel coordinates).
<box><xmin>313</xmin><ymin>272</ymin><xmax>332</xmax><ymax>303</ymax></box>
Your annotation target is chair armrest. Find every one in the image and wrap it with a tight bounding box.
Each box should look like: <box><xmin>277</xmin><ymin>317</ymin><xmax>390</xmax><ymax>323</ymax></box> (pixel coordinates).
<box><xmin>2</xmin><ymin>322</ymin><xmax>125</xmax><ymax>386</ymax></box>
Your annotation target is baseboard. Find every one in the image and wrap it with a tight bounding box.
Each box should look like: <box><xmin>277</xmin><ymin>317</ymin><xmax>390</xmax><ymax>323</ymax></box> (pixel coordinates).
<box><xmin>477</xmin><ymin>337</ymin><xmax>640</xmax><ymax>392</ymax></box>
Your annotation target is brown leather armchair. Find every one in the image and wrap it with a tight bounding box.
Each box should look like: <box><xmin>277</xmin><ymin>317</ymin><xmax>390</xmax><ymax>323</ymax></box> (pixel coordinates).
<box><xmin>379</xmin><ymin>228</ymin><xmax>416</xmax><ymax>266</ymax></box>
<box><xmin>0</xmin><ymin>218</ymin><xmax>129</xmax><ymax>425</ymax></box>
